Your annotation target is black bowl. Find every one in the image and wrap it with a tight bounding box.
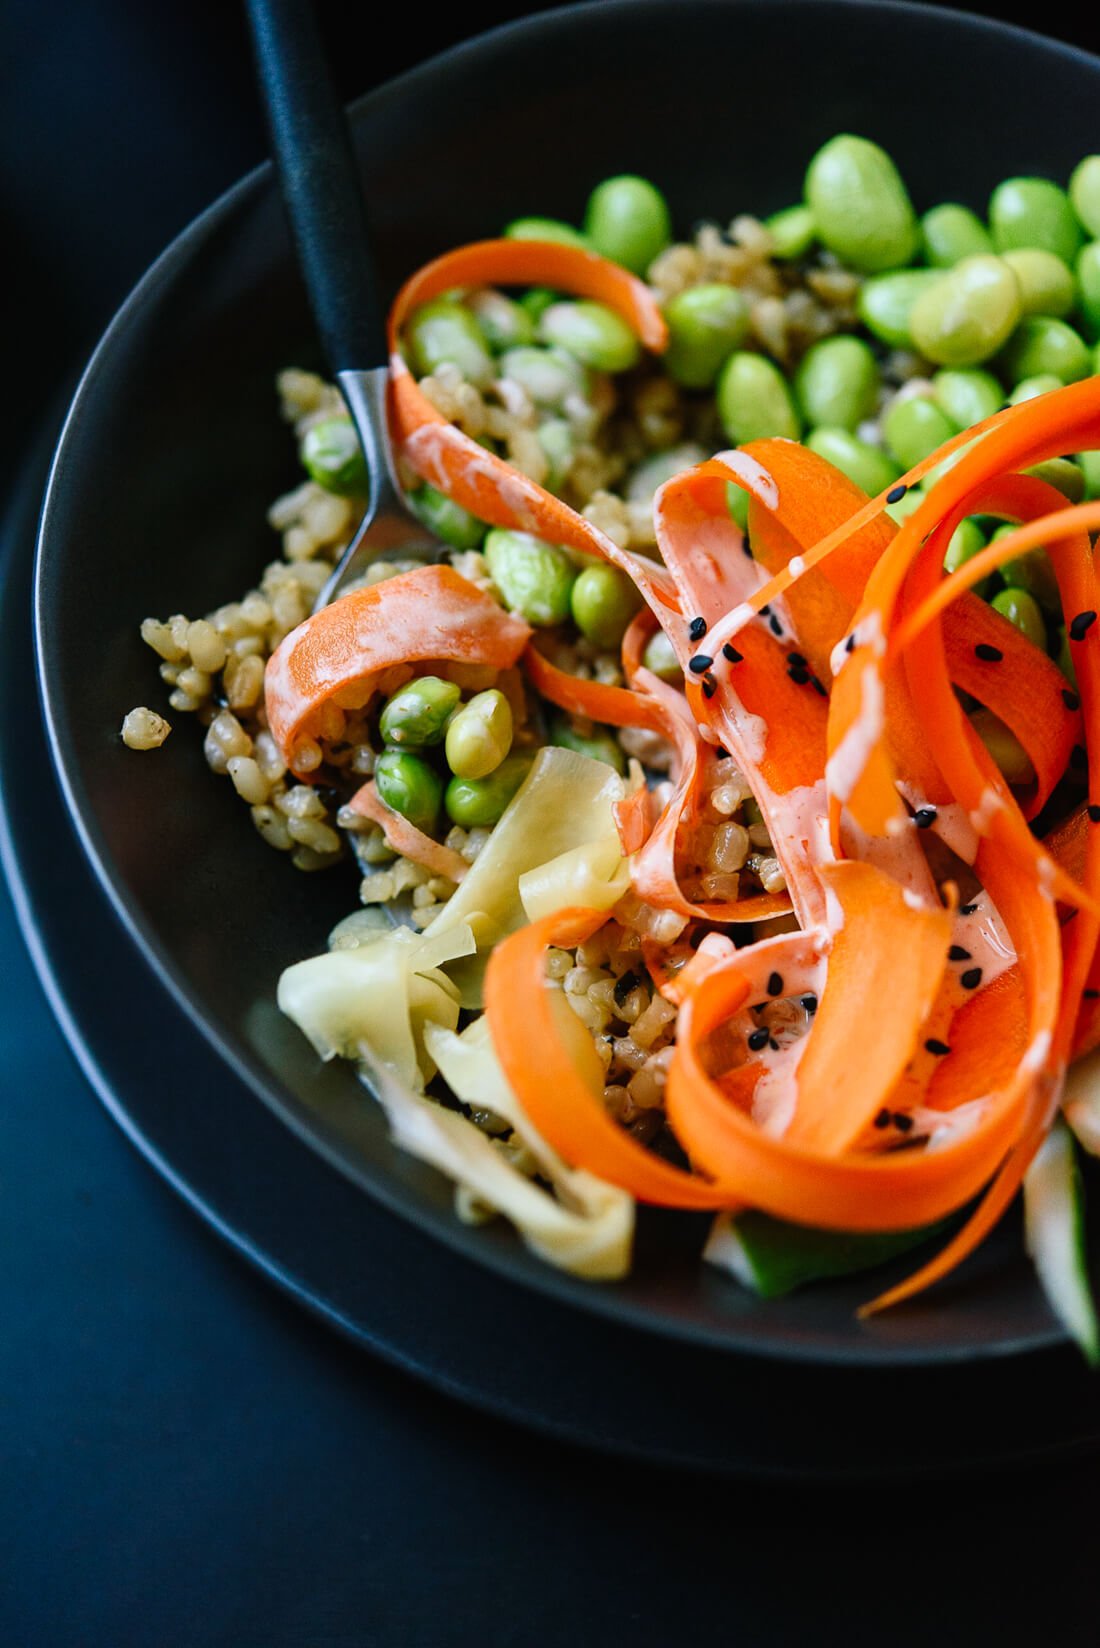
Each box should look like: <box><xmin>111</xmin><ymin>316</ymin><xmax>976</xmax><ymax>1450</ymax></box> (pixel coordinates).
<box><xmin>35</xmin><ymin>0</ymin><xmax>1100</xmax><ymax>1366</ymax></box>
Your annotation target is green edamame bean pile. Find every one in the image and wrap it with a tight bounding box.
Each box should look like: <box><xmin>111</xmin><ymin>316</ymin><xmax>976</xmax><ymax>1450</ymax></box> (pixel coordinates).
<box><xmin>137</xmin><ymin>137</ymin><xmax>1100</xmax><ymax>924</ymax></box>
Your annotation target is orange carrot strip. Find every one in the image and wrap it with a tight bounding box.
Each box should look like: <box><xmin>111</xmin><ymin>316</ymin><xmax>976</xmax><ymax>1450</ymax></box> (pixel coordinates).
<box><xmin>386</xmin><ymin>240</ymin><xmax>678</xmax><ymax>616</ymax></box>
<box><xmin>349</xmin><ymin>781</ymin><xmax>469</xmax><ymax>884</ymax></box>
<box><xmin>522</xmin><ymin>640</ymin><xmax>665</xmax><ymax>733</ymax></box>
<box><xmin>485</xmin><ymin>907</ymin><xmax>739</xmax><ymax>1209</ymax></box>
<box><xmin>264</xmin><ymin>564</ymin><xmax>530</xmax><ymax>770</ymax></box>
<box><xmin>783</xmin><ymin>862</ymin><xmax>953</xmax><ymax>1156</ymax></box>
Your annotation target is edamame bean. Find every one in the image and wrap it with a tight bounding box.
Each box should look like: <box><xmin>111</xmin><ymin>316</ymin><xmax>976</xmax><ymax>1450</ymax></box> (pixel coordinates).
<box><xmin>919</xmin><ymin>203</ymin><xmax>993</xmax><ymax>267</ymax></box>
<box><xmin>406</xmin><ymin>299</ymin><xmax>494</xmax><ymax>387</ymax></box>
<box><xmin>537</xmin><ymin>300</ymin><xmax>640</xmax><ymax>373</ymax></box>
<box><xmin>1077</xmin><ymin>450</ymin><xmax>1100</xmax><ymax>498</ymax></box>
<box><xmin>991</xmin><ymin>526</ymin><xmax>1060</xmax><ymax>609</ymax></box>
<box><xmin>931</xmin><ymin>368</ymin><xmax>1004</xmax><ymax>431</ymax></box>
<box><xmin>498</xmin><ymin>345</ymin><xmax>587</xmax><ymax>408</ymax></box>
<box><xmin>1075</xmin><ymin>242</ymin><xmax>1100</xmax><ymax>334</ymax></box>
<box><xmin>379</xmin><ymin>676</ymin><xmax>461</xmax><ymax>748</ymax></box>
<box><xmin>300</xmin><ymin>418</ymin><xmax>368</xmax><ymax>495</ymax></box>
<box><xmin>991</xmin><ymin>587</ymin><xmax>1048</xmax><ymax>651</ymax></box>
<box><xmin>444</xmin><ymin>753</ymin><xmax>532</xmax><ymax>827</ymax></box>
<box><xmin>409</xmin><ymin>485</ymin><xmax>487</xmax><ymax>551</ymax></box>
<box><xmin>999</xmin><ymin>315</ymin><xmax>1091</xmax><ymax>383</ymax></box>
<box><xmin>856</xmin><ymin>269</ymin><xmax>943</xmax><ymax>348</ymax></box>
<box><xmin>1007</xmin><ymin>374</ymin><xmax>1062</xmax><ymax>405</ymax></box>
<box><xmin>642</xmin><ymin>629</ymin><xmax>682</xmax><ymax>682</ymax></box>
<box><xmin>504</xmin><ymin>217</ymin><xmax>591</xmax><ymax>250</ymax></box>
<box><xmin>537</xmin><ymin>418</ymin><xmax>575</xmax><ymax>491</ymax></box>
<box><xmin>909</xmin><ymin>255</ymin><xmax>1021</xmax><ymax>366</ymax></box>
<box><xmin>716</xmin><ymin>352</ymin><xmax>801</xmax><ymax>443</ymax></box>
<box><xmin>793</xmin><ymin>335</ymin><xmax>880</xmax><ymax>431</ymax></box>
<box><xmin>1070</xmin><ymin>157</ymin><xmax>1100</xmax><ymax>237</ymax></box>
<box><xmin>626</xmin><ymin>443</ymin><xmax>707</xmax><ymax>506</ymax></box>
<box><xmin>989</xmin><ymin>177</ymin><xmax>1083</xmax><ymax>264</ymax></box>
<box><xmin>484</xmin><ymin>528</ymin><xmax>577</xmax><ymax>625</ymax></box>
<box><xmin>764</xmin><ymin>204</ymin><xmax>816</xmax><ymax>260</ymax></box>
<box><xmin>375</xmin><ymin>750</ymin><xmax>444</xmax><ymax>832</ymax></box>
<box><xmin>726</xmin><ymin>483</ymin><xmax>750</xmax><ymax>530</ymax></box>
<box><xmin>971</xmin><ymin>708</ymin><xmax>1034</xmax><ymax>787</ymax></box>
<box><xmin>804</xmin><ymin>427</ymin><xmax>900</xmax><ymax>496</ymax></box>
<box><xmin>467</xmin><ymin>288</ymin><xmax>536</xmax><ymax>351</ymax></box>
<box><xmin>583</xmin><ymin>175</ymin><xmax>672</xmax><ymax>275</ymax></box>
<box><xmin>662</xmin><ymin>284</ymin><xmax>750</xmax><ymax>389</ymax></box>
<box><xmin>1026</xmin><ymin>458</ymin><xmax>1085</xmax><ymax>501</ymax></box>
<box><xmin>999</xmin><ymin>248</ymin><xmax>1076</xmax><ymax>318</ymax></box>
<box><xmin>943</xmin><ymin>518</ymin><xmax>988</xmax><ymax>593</ymax></box>
<box><xmin>805</xmin><ymin>134</ymin><xmax>918</xmax><ymax>272</ymax></box>
<box><xmin>518</xmin><ymin>287</ymin><xmax>559</xmax><ymax>324</ymax></box>
<box><xmin>882</xmin><ymin>393</ymin><xmax>956</xmax><ymax>469</ymax></box>
<box><xmin>550</xmin><ymin>717</ymin><xmax>626</xmax><ymax>774</ymax></box>
<box><xmin>570</xmin><ymin>564</ymin><xmax>643</xmax><ymax>648</ymax></box>
<box><xmin>444</xmin><ymin>689</ymin><xmax>513</xmax><ymax>780</ymax></box>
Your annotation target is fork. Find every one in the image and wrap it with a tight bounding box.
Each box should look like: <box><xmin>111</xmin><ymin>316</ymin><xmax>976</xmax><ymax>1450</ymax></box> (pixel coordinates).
<box><xmin>244</xmin><ymin>0</ymin><xmax>441</xmax><ymax>612</ymax></box>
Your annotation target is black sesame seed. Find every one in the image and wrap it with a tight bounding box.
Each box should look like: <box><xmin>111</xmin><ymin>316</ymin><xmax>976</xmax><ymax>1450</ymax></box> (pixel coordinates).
<box><xmin>893</xmin><ymin>1112</ymin><xmax>914</xmax><ymax>1134</ymax></box>
<box><xmin>810</xmin><ymin>675</ymin><xmax>828</xmax><ymax>697</ymax></box>
<box><xmin>959</xmin><ymin>902</ymin><xmax>978</xmax><ymax>915</ymax></box>
<box><xmin>914</xmin><ymin>807</ymin><xmax>938</xmax><ymax>829</ymax></box>
<box><xmin>845</xmin><ymin>634</ymin><xmax>856</xmax><ymax>653</ymax></box>
<box><xmin>742</xmin><ymin>534</ymin><xmax>754</xmax><ymax>558</ymax></box>
<box><xmin>873</xmin><ymin>1108</ymin><xmax>892</xmax><ymax>1130</ymax></box>
<box><xmin>701</xmin><ymin>674</ymin><xmax>717</xmax><ymax>699</ymax></box>
<box><xmin>688</xmin><ymin>654</ymin><xmax>713</xmax><ymax>674</ymax></box>
<box><xmin>1072</xmin><ymin>744</ymin><xmax>1089</xmax><ymax>770</ymax></box>
<box><xmin>759</xmin><ymin>604</ymin><xmax>771</xmax><ymax>616</ymax></box>
<box><xmin>787</xmin><ymin>664</ymin><xmax>810</xmax><ymax>685</ymax></box>
<box><xmin>1085</xmin><ymin>989</ymin><xmax>1100</xmax><ymax>1001</ymax></box>
<box><xmin>948</xmin><ymin>945</ymin><xmax>971</xmax><ymax>962</ymax></box>
<box><xmin>1063</xmin><ymin>690</ymin><xmax>1081</xmax><ymax>711</ymax></box>
<box><xmin>769</xmin><ymin>1038</ymin><xmax>781</xmax><ymax>1052</ymax></box>
<box><xmin>787</xmin><ymin>651</ymin><xmax>807</xmax><ymax>667</ymax></box>
<box><xmin>975</xmin><ymin>643</ymin><xmax>1003</xmax><ymax>662</ymax></box>
<box><xmin>886</xmin><ymin>483</ymin><xmax>908</xmax><ymax>504</ymax></box>
<box><xmin>766</xmin><ymin>971</ymin><xmax>784</xmax><ymax>997</ymax></box>
<box><xmin>613</xmin><ymin>969</ymin><xmax>641</xmax><ymax>1006</ymax></box>
<box><xmin>747</xmin><ymin>1026</ymin><xmax>770</xmax><ymax>1051</ymax></box>
<box><xmin>1070</xmin><ymin>610</ymin><xmax>1098</xmax><ymax>642</ymax></box>
<box><xmin>1089</xmin><ymin>805</ymin><xmax>1100</xmax><ymax>824</ymax></box>
<box><xmin>925</xmin><ymin>1038</ymin><xmax>951</xmax><ymax>1056</ymax></box>
<box><xmin>961</xmin><ymin>966</ymin><xmax>983</xmax><ymax>990</ymax></box>
<box><xmin>769</xmin><ymin>614</ymin><xmax>783</xmax><ymax>637</ymax></box>
<box><xmin>689</xmin><ymin>616</ymin><xmax>708</xmax><ymax>641</ymax></box>
<box><xmin>800</xmin><ymin>994</ymin><xmax>818</xmax><ymax>1014</ymax></box>
<box><xmin>722</xmin><ymin>643</ymin><xmax>742</xmax><ymax>663</ymax></box>
<box><xmin>717</xmin><ymin>746</ymin><xmax>730</xmax><ymax>758</ymax></box>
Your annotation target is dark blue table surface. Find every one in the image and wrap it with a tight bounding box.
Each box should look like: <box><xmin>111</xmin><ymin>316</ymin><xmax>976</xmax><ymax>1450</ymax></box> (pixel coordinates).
<box><xmin>5</xmin><ymin>2</ymin><xmax>1100</xmax><ymax>1640</ymax></box>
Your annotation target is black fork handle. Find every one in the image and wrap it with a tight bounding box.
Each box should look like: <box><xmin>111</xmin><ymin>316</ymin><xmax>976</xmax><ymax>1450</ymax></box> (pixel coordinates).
<box><xmin>243</xmin><ymin>0</ymin><xmax>386</xmax><ymax>371</ymax></box>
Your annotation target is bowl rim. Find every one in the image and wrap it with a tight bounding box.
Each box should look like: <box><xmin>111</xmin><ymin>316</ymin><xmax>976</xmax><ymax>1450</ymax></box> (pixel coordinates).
<box><xmin>33</xmin><ymin>0</ymin><xmax>1100</xmax><ymax>1368</ymax></box>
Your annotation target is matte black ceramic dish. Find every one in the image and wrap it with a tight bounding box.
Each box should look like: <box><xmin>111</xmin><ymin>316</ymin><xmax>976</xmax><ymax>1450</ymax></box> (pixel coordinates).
<box><xmin>10</xmin><ymin>433</ymin><xmax>1100</xmax><ymax>1475</ymax></box>
<box><xmin>33</xmin><ymin>0</ymin><xmax>1100</xmax><ymax>1366</ymax></box>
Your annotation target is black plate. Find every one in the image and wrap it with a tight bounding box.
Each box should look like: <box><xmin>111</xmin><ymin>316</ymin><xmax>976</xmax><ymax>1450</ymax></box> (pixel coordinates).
<box><xmin>32</xmin><ymin>0</ymin><xmax>1100</xmax><ymax>1366</ymax></box>
<box><xmin>11</xmin><ymin>432</ymin><xmax>1100</xmax><ymax>1477</ymax></box>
